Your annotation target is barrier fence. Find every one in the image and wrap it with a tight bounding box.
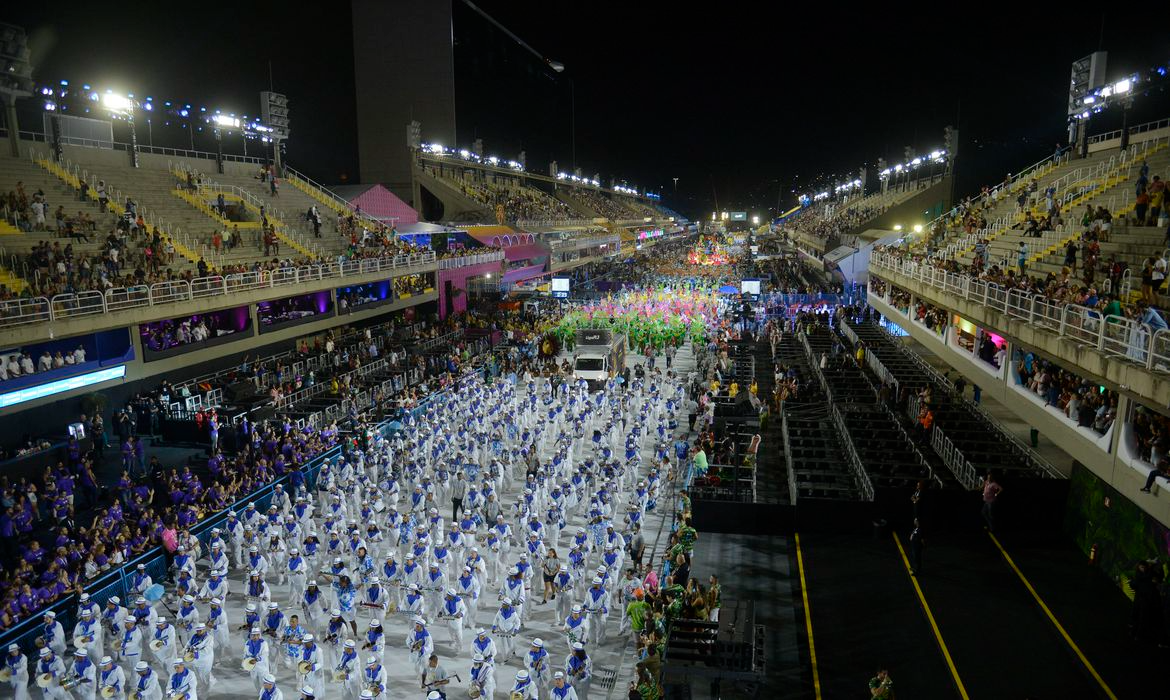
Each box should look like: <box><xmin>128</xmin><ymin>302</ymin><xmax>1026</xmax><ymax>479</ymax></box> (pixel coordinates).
<box><xmin>870</xmin><ymin>253</ymin><xmax>1170</xmax><ymax>373</ymax></box>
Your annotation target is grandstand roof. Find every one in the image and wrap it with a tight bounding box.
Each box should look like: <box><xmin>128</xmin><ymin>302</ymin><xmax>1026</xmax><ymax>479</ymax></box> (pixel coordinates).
<box><xmin>331</xmin><ymin>183</ymin><xmax>419</xmax><ymax>225</ymax></box>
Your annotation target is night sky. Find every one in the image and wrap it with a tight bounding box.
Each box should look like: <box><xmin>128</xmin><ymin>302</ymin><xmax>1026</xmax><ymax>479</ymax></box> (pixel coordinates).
<box><xmin>5</xmin><ymin>3</ymin><xmax>1169</xmax><ymax>219</ymax></box>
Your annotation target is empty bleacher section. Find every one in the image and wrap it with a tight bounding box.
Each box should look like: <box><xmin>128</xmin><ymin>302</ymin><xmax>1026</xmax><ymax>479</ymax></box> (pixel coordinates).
<box><xmin>843</xmin><ymin>317</ymin><xmax>1060</xmax><ymax>488</ymax></box>
<box><xmin>788</xmin><ymin>185</ymin><xmax>926</xmax><ymax>255</ymax></box>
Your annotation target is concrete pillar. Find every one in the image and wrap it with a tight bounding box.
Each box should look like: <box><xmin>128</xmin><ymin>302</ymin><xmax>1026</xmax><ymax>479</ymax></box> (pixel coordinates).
<box><xmin>4</xmin><ymin>98</ymin><xmax>18</xmax><ymax>158</ymax></box>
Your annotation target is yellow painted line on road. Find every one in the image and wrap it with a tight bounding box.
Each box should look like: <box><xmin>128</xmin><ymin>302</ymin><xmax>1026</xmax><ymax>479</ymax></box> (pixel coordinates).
<box><xmin>893</xmin><ymin>532</ymin><xmax>970</xmax><ymax>700</ymax></box>
<box><xmin>793</xmin><ymin>533</ymin><xmax>822</xmax><ymax>700</ymax></box>
<box><xmin>987</xmin><ymin>532</ymin><xmax>1118</xmax><ymax>700</ymax></box>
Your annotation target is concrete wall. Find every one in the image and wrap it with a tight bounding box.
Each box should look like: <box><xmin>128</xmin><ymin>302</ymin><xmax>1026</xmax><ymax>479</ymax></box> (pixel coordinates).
<box><xmin>856</xmin><ymin>177</ymin><xmax>951</xmax><ymax>233</ymax></box>
<box><xmin>352</xmin><ymin>0</ymin><xmax>456</xmax><ymax>201</ymax></box>
<box><xmin>867</xmin><ymin>287</ymin><xmax>1170</xmax><ymax>526</ymax></box>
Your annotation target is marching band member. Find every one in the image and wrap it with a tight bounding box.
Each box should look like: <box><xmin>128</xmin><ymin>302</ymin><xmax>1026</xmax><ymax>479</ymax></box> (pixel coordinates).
<box><xmin>206</xmin><ymin>599</ymin><xmax>230</xmax><ymax>660</ymax></box>
<box><xmin>403</xmin><ymin>618</ymin><xmax>433</xmax><ymax>678</ymax></box>
<box><xmin>129</xmin><ymin>565</ymin><xmax>152</xmax><ymax>597</ymax></box>
<box><xmin>551</xmin><ymin>671</ymin><xmax>579</xmax><ymax>700</ymax></box>
<box><xmin>525</xmin><ymin>638</ymin><xmax>551</xmax><ymax>693</ymax></box>
<box><xmin>247</xmin><ymin>547</ymin><xmax>271</xmax><ymax>580</ymax></box>
<box><xmin>6</xmin><ymin>644</ymin><xmax>30</xmax><ymax>700</ymax></box>
<box><xmin>150</xmin><ymin>618</ymin><xmax>177</xmax><ymax>670</ymax></box>
<box><xmin>238</xmin><ymin>603</ymin><xmax>261</xmax><ymax>636</ymax></box>
<box><xmin>70</xmin><ymin>649</ymin><xmax>95</xmax><ymax>700</ymax></box>
<box><xmin>129</xmin><ymin>599</ymin><xmax>157</xmax><ymax>631</ymax></box>
<box><xmin>470</xmin><ymin>628</ymin><xmax>497</xmax><ymax>665</ymax></box>
<box><xmin>42</xmin><ymin>612</ymin><xmax>67</xmax><ymax>658</ymax></box>
<box><xmin>198</xmin><ymin>569</ymin><xmax>228</xmax><ymax>603</ymax></box>
<box><xmin>175</xmin><ymin>598</ymin><xmax>199</xmax><ymax>645</ymax></box>
<box><xmin>97</xmin><ymin>656</ymin><xmax>125</xmax><ymax>700</ymax></box>
<box><xmin>285</xmin><ymin>549</ymin><xmax>308</xmax><ymax>601</ymax></box>
<box><xmin>35</xmin><ymin>648</ymin><xmax>68</xmax><ymax>700</ymax></box>
<box><xmin>101</xmin><ymin>598</ymin><xmax>128</xmax><ymax>644</ymax></box>
<box><xmin>259</xmin><ymin>673</ymin><xmax>283</xmax><ymax>700</ymax></box>
<box><xmin>262</xmin><ymin>603</ymin><xmax>285</xmax><ymax>639</ymax></box>
<box><xmin>172</xmin><ymin>546</ymin><xmax>196</xmax><ymax>585</ymax></box>
<box><xmin>399</xmin><ymin>583</ymin><xmax>426</xmax><ymax>623</ymax></box>
<box><xmin>332</xmin><ymin>640</ymin><xmax>360</xmax><ymax>700</ymax></box>
<box><xmin>320</xmin><ymin>611</ymin><xmax>345</xmax><ymax>669</ymax></box>
<box><xmin>117</xmin><ymin>618</ymin><xmax>144</xmax><ymax>668</ymax></box>
<box><xmin>361</xmin><ymin>656</ymin><xmax>387</xmax><ymax>698</ymax></box>
<box><xmin>400</xmin><ymin>555</ymin><xmax>425</xmax><ymax>592</ymax></box>
<box><xmin>268</xmin><ymin>535</ymin><xmax>289</xmax><ymax>586</ymax></box>
<box><xmin>491</xmin><ymin>598</ymin><xmax>521</xmax><ymax>664</ymax></box>
<box><xmin>553</xmin><ymin>564</ymin><xmax>575</xmax><ymax>623</ymax></box>
<box><xmin>132</xmin><ymin>661</ymin><xmax>162</xmax><ymax>700</ymax></box>
<box><xmin>359</xmin><ymin>619</ymin><xmax>384</xmax><ymax>658</ymax></box>
<box><xmin>563</xmin><ymin>606</ymin><xmax>590</xmax><ymax>650</ymax></box>
<box><xmin>296</xmin><ymin>634</ymin><xmax>324</xmax><ymax>694</ymax></box>
<box><xmin>243</xmin><ymin>627</ymin><xmax>270</xmax><ymax>693</ymax></box>
<box><xmin>167</xmin><ymin>658</ymin><xmax>197</xmax><ymax>700</ymax></box>
<box><xmin>301</xmin><ymin>581</ymin><xmax>329</xmax><ymax>634</ymax></box>
<box><xmin>454</xmin><ymin>566</ymin><xmax>480</xmax><ymax>630</ymax></box>
<box><xmin>510</xmin><ymin>670</ymin><xmax>538</xmax><ymax>700</ymax></box>
<box><xmin>280</xmin><ymin>614</ymin><xmax>307</xmax><ymax>671</ymax></box>
<box><xmin>174</xmin><ymin>571</ymin><xmax>197</xmax><ymax>602</ymax></box>
<box><xmin>187</xmin><ymin>622</ymin><xmax>214</xmax><ymax>691</ymax></box>
<box><xmin>246</xmin><ymin>571</ymin><xmax>272</xmax><ymax>605</ymax></box>
<box><xmin>72</xmin><ymin>609</ymin><xmax>103</xmax><ymax>666</ymax></box>
<box><xmin>439</xmin><ymin>588</ymin><xmax>466</xmax><ymax>652</ymax></box>
<box><xmin>76</xmin><ymin>594</ymin><xmax>101</xmax><ymax>624</ymax></box>
<box><xmin>225</xmin><ymin>512</ymin><xmax>246</xmax><ymax>570</ymax></box>
<box><xmin>360</xmin><ymin>577</ymin><xmax>388</xmax><ymax>618</ymax></box>
<box><xmin>582</xmin><ymin>577</ymin><xmax>609</xmax><ymax>646</ymax></box>
<box><xmin>564</xmin><ymin>643</ymin><xmax>592</xmax><ymax>700</ymax></box>
<box><xmin>423</xmin><ymin>562</ymin><xmax>446</xmax><ymax>616</ymax></box>
<box><xmin>501</xmin><ymin>568</ymin><xmax>527</xmax><ymax>623</ymax></box>
<box><xmin>468</xmin><ymin>653</ymin><xmax>495</xmax><ymax>699</ymax></box>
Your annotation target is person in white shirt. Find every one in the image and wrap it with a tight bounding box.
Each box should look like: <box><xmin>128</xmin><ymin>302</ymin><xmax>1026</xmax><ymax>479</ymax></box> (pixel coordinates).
<box><xmin>70</xmin><ymin>649</ymin><xmax>96</xmax><ymax>700</ymax></box>
<box><xmin>132</xmin><ymin>661</ymin><xmax>163</xmax><ymax>700</ymax></box>
<box><xmin>5</xmin><ymin>357</ymin><xmax>18</xmax><ymax>377</ymax></box>
<box><xmin>51</xmin><ymin>352</ymin><xmax>65</xmax><ymax>369</ymax></box>
<box><xmin>0</xmin><ymin>360</ymin><xmax>7</xmax><ymax>381</ymax></box>
<box><xmin>19</xmin><ymin>354</ymin><xmax>35</xmax><ymax>376</ymax></box>
<box><xmin>97</xmin><ymin>656</ymin><xmax>126</xmax><ymax>700</ymax></box>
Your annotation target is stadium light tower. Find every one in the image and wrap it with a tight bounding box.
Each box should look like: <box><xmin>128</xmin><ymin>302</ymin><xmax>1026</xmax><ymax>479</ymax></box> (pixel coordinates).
<box><xmin>547</xmin><ymin>59</ymin><xmax>575</xmax><ymax>173</ymax></box>
<box><xmin>102</xmin><ymin>92</ymin><xmax>139</xmax><ymax>168</ymax></box>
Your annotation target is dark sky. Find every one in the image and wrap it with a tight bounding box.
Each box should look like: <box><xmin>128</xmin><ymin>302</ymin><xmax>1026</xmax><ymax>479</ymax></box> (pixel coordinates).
<box><xmin>5</xmin><ymin>3</ymin><xmax>1169</xmax><ymax>219</ymax></box>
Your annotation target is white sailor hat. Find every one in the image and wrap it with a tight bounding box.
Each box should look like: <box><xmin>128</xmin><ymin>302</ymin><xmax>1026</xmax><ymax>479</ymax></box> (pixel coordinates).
<box><xmin>516</xmin><ymin>670</ymin><xmax>530</xmax><ymax>680</ymax></box>
<box><xmin>74</xmin><ymin>649</ymin><xmax>88</xmax><ymax>657</ymax></box>
<box><xmin>572</xmin><ymin>604</ymin><xmax>582</xmax><ymax>613</ymax></box>
<box><xmin>592</xmin><ymin>576</ymin><xmax>603</xmax><ymax>585</ymax></box>
<box><xmin>39</xmin><ymin>648</ymin><xmax>51</xmax><ymax>658</ymax></box>
<box><xmin>211</xmin><ymin>598</ymin><xmax>223</xmax><ymax>606</ymax></box>
<box><xmin>246</xmin><ymin>603</ymin><xmax>257</xmax><ymax>612</ymax></box>
<box><xmin>8</xmin><ymin>644</ymin><xmax>20</xmax><ymax>652</ymax></box>
<box><xmin>250</xmin><ymin>627</ymin><xmax>262</xmax><ymax>635</ymax></box>
<box><xmin>554</xmin><ymin>671</ymin><xmax>565</xmax><ymax>680</ymax></box>
<box><xmin>267</xmin><ymin>602</ymin><xmax>279</xmax><ymax>610</ymax></box>
<box><xmin>303</xmin><ymin>634</ymin><xmax>314</xmax><ymax>642</ymax></box>
<box><xmin>263</xmin><ymin>673</ymin><xmax>276</xmax><ymax>684</ymax></box>
<box><xmin>532</xmin><ymin>638</ymin><xmax>543</xmax><ymax>648</ymax></box>
<box><xmin>135</xmin><ymin>661</ymin><xmax>149</xmax><ymax>672</ymax></box>
<box><xmin>344</xmin><ymin>639</ymin><xmax>356</xmax><ymax>648</ymax></box>
<box><xmin>331</xmin><ymin>608</ymin><xmax>341</xmax><ymax>617</ymax></box>
<box><xmin>156</xmin><ymin>617</ymin><xmax>167</xmax><ymax>624</ymax></box>
<box><xmin>80</xmin><ymin>609</ymin><xmax>92</xmax><ymax>617</ymax></box>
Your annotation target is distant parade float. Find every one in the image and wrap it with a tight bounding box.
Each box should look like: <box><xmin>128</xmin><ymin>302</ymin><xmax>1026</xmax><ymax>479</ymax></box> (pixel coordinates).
<box><xmin>548</xmin><ymin>289</ymin><xmax>717</xmax><ymax>354</ymax></box>
<box><xmin>687</xmin><ymin>234</ymin><xmax>731</xmax><ymax>265</ymax></box>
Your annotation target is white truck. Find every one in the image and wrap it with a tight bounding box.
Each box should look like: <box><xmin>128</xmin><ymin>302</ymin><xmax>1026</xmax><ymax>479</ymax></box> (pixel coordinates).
<box><xmin>573</xmin><ymin>329</ymin><xmax>627</xmax><ymax>388</ymax></box>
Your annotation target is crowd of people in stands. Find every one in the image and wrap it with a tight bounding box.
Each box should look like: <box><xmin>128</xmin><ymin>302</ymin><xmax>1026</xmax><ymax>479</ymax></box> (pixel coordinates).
<box><xmin>0</xmin><ymin>305</ymin><xmax>515</xmax><ymax>631</ymax></box>
<box><xmin>0</xmin><ymin>345</ymin><xmax>88</xmax><ymax>382</ymax></box>
<box><xmin>451</xmin><ymin>175</ymin><xmax>577</xmax><ymax>221</ymax></box>
<box><xmin>141</xmin><ymin>315</ymin><xmax>235</xmax><ymax>353</ymax></box>
<box><xmin>914</xmin><ymin>300</ymin><xmax>948</xmax><ymax>335</ymax></box>
<box><xmin>1013</xmin><ymin>349</ymin><xmax>1117</xmax><ymax>434</ymax></box>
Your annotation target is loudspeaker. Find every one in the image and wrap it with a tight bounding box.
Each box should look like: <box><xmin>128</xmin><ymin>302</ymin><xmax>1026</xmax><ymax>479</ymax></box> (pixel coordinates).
<box><xmin>224</xmin><ymin>381</ymin><xmax>256</xmax><ymax>402</ymax></box>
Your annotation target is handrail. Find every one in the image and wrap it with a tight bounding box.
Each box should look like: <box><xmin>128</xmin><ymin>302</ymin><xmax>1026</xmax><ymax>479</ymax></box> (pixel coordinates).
<box><xmin>0</xmin><ymin>253</ymin><xmax>438</xmax><ymax>330</ymax></box>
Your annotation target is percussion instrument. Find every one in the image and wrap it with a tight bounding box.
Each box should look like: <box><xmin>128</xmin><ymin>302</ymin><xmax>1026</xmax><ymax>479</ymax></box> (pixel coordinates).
<box><xmin>0</xmin><ymin>667</ymin><xmax>12</xmax><ymax>682</ymax></box>
<box><xmin>242</xmin><ymin>657</ymin><xmax>258</xmax><ymax>672</ymax></box>
<box><xmin>37</xmin><ymin>672</ymin><xmax>54</xmax><ymax>688</ymax></box>
<box><xmin>511</xmin><ymin>692</ymin><xmax>525</xmax><ymax>700</ymax></box>
<box><xmin>149</xmin><ymin>639</ymin><xmax>166</xmax><ymax>653</ymax></box>
<box><xmin>330</xmin><ymin>669</ymin><xmax>349</xmax><ymax>683</ymax></box>
<box><xmin>167</xmin><ymin>692</ymin><xmax>188</xmax><ymax>700</ymax></box>
<box><xmin>298</xmin><ymin>660</ymin><xmax>313</xmax><ymax>674</ymax></box>
<box><xmin>101</xmin><ymin>685</ymin><xmax>118</xmax><ymax>698</ymax></box>
<box><xmin>468</xmin><ymin>684</ymin><xmax>482</xmax><ymax>698</ymax></box>
<box><xmin>61</xmin><ymin>674</ymin><xmax>81</xmax><ymax>691</ymax></box>
<box><xmin>130</xmin><ymin>691</ymin><xmax>142</xmax><ymax>700</ymax></box>
<box><xmin>112</xmin><ymin>639</ymin><xmax>124</xmax><ymax>651</ymax></box>
<box><xmin>74</xmin><ymin>635</ymin><xmax>91</xmax><ymax>649</ymax></box>
<box><xmin>183</xmin><ymin>650</ymin><xmax>195</xmax><ymax>663</ymax></box>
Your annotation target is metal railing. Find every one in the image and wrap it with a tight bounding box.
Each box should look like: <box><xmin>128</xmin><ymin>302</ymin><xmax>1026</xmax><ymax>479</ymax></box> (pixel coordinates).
<box><xmin>870</xmin><ymin>252</ymin><xmax>1170</xmax><ymax>375</ymax></box>
<box><xmin>437</xmin><ymin>250</ymin><xmax>505</xmax><ymax>270</ymax></box>
<box><xmin>0</xmin><ymin>252</ymin><xmax>438</xmax><ymax>330</ymax></box>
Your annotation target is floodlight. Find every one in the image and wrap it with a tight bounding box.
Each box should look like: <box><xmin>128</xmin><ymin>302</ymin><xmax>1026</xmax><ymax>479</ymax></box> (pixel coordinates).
<box><xmin>102</xmin><ymin>93</ymin><xmax>133</xmax><ymax>113</ymax></box>
<box><xmin>893</xmin><ymin>224</ymin><xmax>903</xmax><ymax>231</ymax></box>
<box><xmin>213</xmin><ymin>114</ymin><xmax>240</xmax><ymax>128</ymax></box>
<box><xmin>1114</xmin><ymin>79</ymin><xmax>1131</xmax><ymax>94</ymax></box>
<box><xmin>913</xmin><ymin>224</ymin><xmax>923</xmax><ymax>233</ymax></box>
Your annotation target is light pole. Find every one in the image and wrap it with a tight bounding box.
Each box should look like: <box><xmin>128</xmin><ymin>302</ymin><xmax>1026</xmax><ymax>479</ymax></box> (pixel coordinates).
<box><xmin>548</xmin><ymin>60</ymin><xmax>575</xmax><ymax>172</ymax></box>
<box><xmin>103</xmin><ymin>93</ymin><xmax>138</xmax><ymax>168</ymax></box>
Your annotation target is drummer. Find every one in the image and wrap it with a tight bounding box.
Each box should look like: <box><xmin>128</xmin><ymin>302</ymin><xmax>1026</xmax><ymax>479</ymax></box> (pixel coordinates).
<box><xmin>333</xmin><ymin>639</ymin><xmax>360</xmax><ymax>699</ymax></box>
<box><xmin>186</xmin><ymin>623</ymin><xmax>214</xmax><ymax>691</ymax></box>
<box><xmin>131</xmin><ymin>661</ymin><xmax>162</xmax><ymax>700</ymax></box>
<box><xmin>98</xmin><ymin>656</ymin><xmax>125</xmax><ymax>700</ymax></box>
<box><xmin>42</xmin><ymin>612</ymin><xmax>67</xmax><ymax>658</ymax></box>
<box><xmin>5</xmin><ymin>643</ymin><xmax>31</xmax><ymax>700</ymax></box>
<box><xmin>295</xmin><ymin>633</ymin><xmax>324</xmax><ymax>693</ymax></box>
<box><xmin>35</xmin><ymin>648</ymin><xmax>69</xmax><ymax>700</ymax></box>
<box><xmin>259</xmin><ymin>673</ymin><xmax>282</xmax><ymax>700</ymax></box>
<box><xmin>73</xmin><ymin>609</ymin><xmax>103</xmax><ymax>667</ymax></box>
<box><xmin>166</xmin><ymin>658</ymin><xmax>197</xmax><ymax>700</ymax></box>
<box><xmin>70</xmin><ymin>649</ymin><xmax>95</xmax><ymax>700</ymax></box>
<box><xmin>149</xmin><ymin>617</ymin><xmax>177</xmax><ymax>670</ymax></box>
<box><xmin>116</xmin><ymin>618</ymin><xmax>143</xmax><ymax>669</ymax></box>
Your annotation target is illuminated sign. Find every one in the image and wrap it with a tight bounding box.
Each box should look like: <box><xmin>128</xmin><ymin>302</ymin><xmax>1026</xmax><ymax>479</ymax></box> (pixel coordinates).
<box><xmin>0</xmin><ymin>365</ymin><xmax>126</xmax><ymax>410</ymax></box>
<box><xmin>551</xmin><ymin>276</ymin><xmax>570</xmax><ymax>299</ymax></box>
<box><xmin>730</xmin><ymin>212</ymin><xmax>747</xmax><ymax>221</ymax></box>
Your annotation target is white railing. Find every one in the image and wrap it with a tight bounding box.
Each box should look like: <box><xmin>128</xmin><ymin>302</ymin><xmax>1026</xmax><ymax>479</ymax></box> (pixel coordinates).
<box><xmin>437</xmin><ymin>250</ymin><xmax>506</xmax><ymax>270</ymax></box>
<box><xmin>869</xmin><ymin>252</ymin><xmax>1170</xmax><ymax>376</ymax></box>
<box><xmin>0</xmin><ymin>252</ymin><xmax>438</xmax><ymax>330</ymax></box>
